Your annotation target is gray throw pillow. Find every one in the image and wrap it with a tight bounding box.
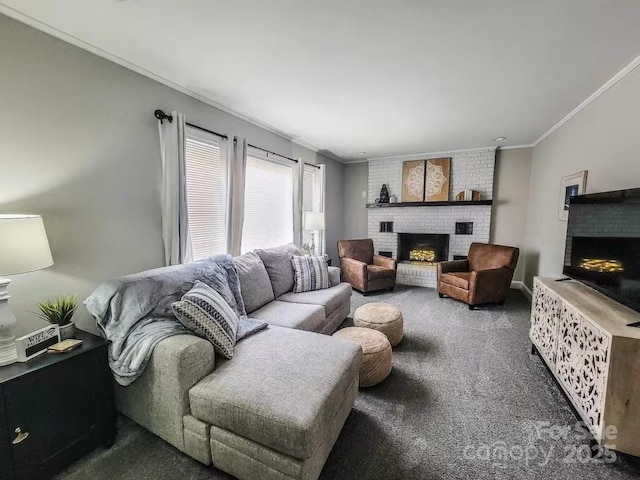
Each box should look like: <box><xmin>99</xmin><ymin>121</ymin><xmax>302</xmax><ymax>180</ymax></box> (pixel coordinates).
<box><xmin>233</xmin><ymin>252</ymin><xmax>275</xmax><ymax>314</ymax></box>
<box><xmin>255</xmin><ymin>243</ymin><xmax>301</xmax><ymax>297</ymax></box>
<box><xmin>172</xmin><ymin>281</ymin><xmax>239</xmax><ymax>359</ymax></box>
<box><xmin>291</xmin><ymin>255</ymin><xmax>331</xmax><ymax>293</ymax></box>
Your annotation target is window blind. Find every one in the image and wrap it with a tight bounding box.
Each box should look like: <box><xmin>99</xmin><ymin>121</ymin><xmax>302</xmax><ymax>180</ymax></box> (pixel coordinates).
<box><xmin>242</xmin><ymin>155</ymin><xmax>294</xmax><ymax>253</ymax></box>
<box><xmin>185</xmin><ymin>129</ymin><xmax>227</xmax><ymax>260</ymax></box>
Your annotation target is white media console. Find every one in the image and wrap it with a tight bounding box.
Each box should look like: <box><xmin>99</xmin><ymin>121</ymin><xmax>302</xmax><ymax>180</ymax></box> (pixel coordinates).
<box><xmin>530</xmin><ymin>277</ymin><xmax>640</xmax><ymax>457</ymax></box>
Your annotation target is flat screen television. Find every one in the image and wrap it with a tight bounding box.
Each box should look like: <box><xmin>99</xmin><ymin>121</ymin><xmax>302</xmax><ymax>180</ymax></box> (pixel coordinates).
<box><xmin>563</xmin><ymin>188</ymin><xmax>640</xmax><ymax>313</ymax></box>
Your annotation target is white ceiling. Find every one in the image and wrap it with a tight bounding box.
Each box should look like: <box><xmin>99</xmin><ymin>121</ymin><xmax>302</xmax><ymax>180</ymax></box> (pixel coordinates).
<box><xmin>2</xmin><ymin>0</ymin><xmax>640</xmax><ymax>161</ymax></box>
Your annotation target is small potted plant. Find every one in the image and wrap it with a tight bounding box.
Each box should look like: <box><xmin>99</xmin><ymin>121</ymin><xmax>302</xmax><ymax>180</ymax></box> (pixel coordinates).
<box><xmin>35</xmin><ymin>295</ymin><xmax>78</xmax><ymax>340</ymax></box>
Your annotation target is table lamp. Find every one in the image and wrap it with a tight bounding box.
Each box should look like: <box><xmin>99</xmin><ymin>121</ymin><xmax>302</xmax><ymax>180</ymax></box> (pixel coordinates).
<box><xmin>0</xmin><ymin>215</ymin><xmax>54</xmax><ymax>366</ymax></box>
<box><xmin>303</xmin><ymin>212</ymin><xmax>325</xmax><ymax>255</ymax></box>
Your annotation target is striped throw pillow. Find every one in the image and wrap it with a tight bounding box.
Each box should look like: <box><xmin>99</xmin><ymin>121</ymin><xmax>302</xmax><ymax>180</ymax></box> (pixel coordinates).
<box><xmin>291</xmin><ymin>255</ymin><xmax>331</xmax><ymax>293</ymax></box>
<box><xmin>172</xmin><ymin>281</ymin><xmax>239</xmax><ymax>359</ymax></box>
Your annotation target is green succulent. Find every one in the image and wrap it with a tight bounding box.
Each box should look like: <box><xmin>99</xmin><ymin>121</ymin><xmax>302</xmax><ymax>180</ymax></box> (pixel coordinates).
<box><xmin>35</xmin><ymin>295</ymin><xmax>78</xmax><ymax>326</ymax></box>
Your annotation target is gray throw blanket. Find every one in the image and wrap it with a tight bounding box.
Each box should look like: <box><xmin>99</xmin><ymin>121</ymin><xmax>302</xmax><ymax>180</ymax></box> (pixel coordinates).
<box><xmin>84</xmin><ymin>254</ymin><xmax>267</xmax><ymax>386</ymax></box>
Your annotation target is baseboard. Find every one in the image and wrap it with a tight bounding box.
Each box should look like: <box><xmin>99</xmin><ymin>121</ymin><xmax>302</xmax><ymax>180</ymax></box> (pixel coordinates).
<box><xmin>510</xmin><ymin>281</ymin><xmax>532</xmax><ymax>302</ymax></box>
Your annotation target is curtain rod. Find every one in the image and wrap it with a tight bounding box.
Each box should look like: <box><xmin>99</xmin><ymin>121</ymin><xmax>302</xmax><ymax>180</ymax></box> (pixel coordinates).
<box><xmin>154</xmin><ymin>109</ymin><xmax>228</xmax><ymax>140</ymax></box>
<box><xmin>154</xmin><ymin>109</ymin><xmax>320</xmax><ymax>169</ymax></box>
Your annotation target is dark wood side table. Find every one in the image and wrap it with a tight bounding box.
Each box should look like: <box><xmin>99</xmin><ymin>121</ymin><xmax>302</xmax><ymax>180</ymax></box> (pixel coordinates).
<box><xmin>0</xmin><ymin>330</ymin><xmax>115</xmax><ymax>480</ymax></box>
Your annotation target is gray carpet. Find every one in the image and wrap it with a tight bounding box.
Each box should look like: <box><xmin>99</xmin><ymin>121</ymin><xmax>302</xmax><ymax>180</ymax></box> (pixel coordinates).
<box><xmin>56</xmin><ymin>286</ymin><xmax>640</xmax><ymax>480</ymax></box>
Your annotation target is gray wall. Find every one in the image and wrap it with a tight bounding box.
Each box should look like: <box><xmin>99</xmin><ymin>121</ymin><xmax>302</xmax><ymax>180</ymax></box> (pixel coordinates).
<box><xmin>0</xmin><ymin>14</ymin><xmax>343</xmax><ymax>335</ymax></box>
<box><xmin>316</xmin><ymin>157</ymin><xmax>345</xmax><ymax>262</ymax></box>
<box><xmin>524</xmin><ymin>65</ymin><xmax>640</xmax><ymax>288</ymax></box>
<box><xmin>491</xmin><ymin>148</ymin><xmax>533</xmax><ymax>282</ymax></box>
<box><xmin>343</xmin><ymin>163</ymin><xmax>369</xmax><ymax>240</ymax></box>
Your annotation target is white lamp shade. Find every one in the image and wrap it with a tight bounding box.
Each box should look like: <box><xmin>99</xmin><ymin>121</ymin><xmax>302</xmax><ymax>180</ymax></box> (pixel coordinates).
<box><xmin>303</xmin><ymin>212</ymin><xmax>325</xmax><ymax>231</ymax></box>
<box><xmin>0</xmin><ymin>215</ymin><xmax>54</xmax><ymax>276</ymax></box>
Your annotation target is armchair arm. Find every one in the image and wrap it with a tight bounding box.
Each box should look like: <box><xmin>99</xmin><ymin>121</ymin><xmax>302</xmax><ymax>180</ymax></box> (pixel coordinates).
<box><xmin>438</xmin><ymin>259</ymin><xmax>469</xmax><ymax>276</ymax></box>
<box><xmin>340</xmin><ymin>257</ymin><xmax>368</xmax><ymax>291</ymax></box>
<box><xmin>469</xmin><ymin>267</ymin><xmax>514</xmax><ymax>305</ymax></box>
<box><xmin>114</xmin><ymin>334</ymin><xmax>215</xmax><ymax>452</ymax></box>
<box><xmin>373</xmin><ymin>254</ymin><xmax>397</xmax><ymax>271</ymax></box>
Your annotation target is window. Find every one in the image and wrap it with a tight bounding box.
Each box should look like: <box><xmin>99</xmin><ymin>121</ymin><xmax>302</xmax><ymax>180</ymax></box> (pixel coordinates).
<box><xmin>184</xmin><ymin>127</ymin><xmax>227</xmax><ymax>260</ymax></box>
<box><xmin>241</xmin><ymin>154</ymin><xmax>294</xmax><ymax>253</ymax></box>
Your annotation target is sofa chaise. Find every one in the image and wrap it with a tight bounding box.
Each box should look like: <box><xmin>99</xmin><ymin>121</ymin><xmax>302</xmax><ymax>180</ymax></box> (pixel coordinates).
<box><xmin>103</xmin><ymin>244</ymin><xmax>361</xmax><ymax>480</ymax></box>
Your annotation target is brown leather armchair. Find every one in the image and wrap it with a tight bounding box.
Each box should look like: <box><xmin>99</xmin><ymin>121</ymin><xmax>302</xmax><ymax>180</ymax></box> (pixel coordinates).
<box><xmin>437</xmin><ymin>242</ymin><xmax>519</xmax><ymax>309</ymax></box>
<box><xmin>337</xmin><ymin>239</ymin><xmax>397</xmax><ymax>294</ymax></box>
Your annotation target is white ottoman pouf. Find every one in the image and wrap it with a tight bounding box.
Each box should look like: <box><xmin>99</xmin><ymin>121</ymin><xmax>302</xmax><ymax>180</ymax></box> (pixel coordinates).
<box><xmin>333</xmin><ymin>327</ymin><xmax>392</xmax><ymax>387</ymax></box>
<box><xmin>353</xmin><ymin>302</ymin><xmax>404</xmax><ymax>347</ymax></box>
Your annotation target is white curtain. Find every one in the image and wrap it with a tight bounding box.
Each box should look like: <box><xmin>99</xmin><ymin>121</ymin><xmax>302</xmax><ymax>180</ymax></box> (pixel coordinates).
<box><xmin>293</xmin><ymin>160</ymin><xmax>304</xmax><ymax>246</ymax></box>
<box><xmin>158</xmin><ymin>111</ymin><xmax>192</xmax><ymax>265</ymax></box>
<box><xmin>317</xmin><ymin>164</ymin><xmax>327</xmax><ymax>255</ymax></box>
<box><xmin>226</xmin><ymin>136</ymin><xmax>247</xmax><ymax>256</ymax></box>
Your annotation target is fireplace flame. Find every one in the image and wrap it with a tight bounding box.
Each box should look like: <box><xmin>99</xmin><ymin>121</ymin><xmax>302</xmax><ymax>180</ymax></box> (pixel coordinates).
<box><xmin>579</xmin><ymin>258</ymin><xmax>623</xmax><ymax>273</ymax></box>
<box><xmin>409</xmin><ymin>248</ymin><xmax>436</xmax><ymax>263</ymax></box>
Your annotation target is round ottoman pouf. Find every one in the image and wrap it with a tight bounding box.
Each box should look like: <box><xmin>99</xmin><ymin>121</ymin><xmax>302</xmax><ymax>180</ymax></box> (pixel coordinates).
<box><xmin>333</xmin><ymin>327</ymin><xmax>392</xmax><ymax>387</ymax></box>
<box><xmin>354</xmin><ymin>302</ymin><xmax>404</xmax><ymax>347</ymax></box>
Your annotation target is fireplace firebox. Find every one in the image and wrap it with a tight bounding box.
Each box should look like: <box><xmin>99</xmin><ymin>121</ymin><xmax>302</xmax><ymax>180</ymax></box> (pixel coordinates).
<box><xmin>397</xmin><ymin>233</ymin><xmax>449</xmax><ymax>265</ymax></box>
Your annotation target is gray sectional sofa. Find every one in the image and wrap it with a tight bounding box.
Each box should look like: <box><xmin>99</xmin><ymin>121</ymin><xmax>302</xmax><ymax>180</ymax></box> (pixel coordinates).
<box><xmin>113</xmin><ymin>244</ymin><xmax>361</xmax><ymax>480</ymax></box>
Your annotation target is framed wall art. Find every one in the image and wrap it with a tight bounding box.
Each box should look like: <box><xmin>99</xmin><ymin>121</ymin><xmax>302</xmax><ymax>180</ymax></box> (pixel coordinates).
<box><xmin>424</xmin><ymin>157</ymin><xmax>451</xmax><ymax>202</ymax></box>
<box><xmin>401</xmin><ymin>160</ymin><xmax>425</xmax><ymax>202</ymax></box>
<box><xmin>558</xmin><ymin>170</ymin><xmax>588</xmax><ymax>220</ymax></box>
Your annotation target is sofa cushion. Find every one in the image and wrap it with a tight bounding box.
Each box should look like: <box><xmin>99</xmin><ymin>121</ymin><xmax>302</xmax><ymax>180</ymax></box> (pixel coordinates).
<box><xmin>327</xmin><ymin>266</ymin><xmax>341</xmax><ymax>287</ymax></box>
<box><xmin>277</xmin><ymin>283</ymin><xmax>352</xmax><ymax>317</ymax></box>
<box><xmin>440</xmin><ymin>272</ymin><xmax>471</xmax><ymax>290</ymax></box>
<box><xmin>255</xmin><ymin>244</ymin><xmax>301</xmax><ymax>297</ymax></box>
<box><xmin>189</xmin><ymin>326</ymin><xmax>361</xmax><ymax>459</ymax></box>
<box><xmin>233</xmin><ymin>252</ymin><xmax>275</xmax><ymax>314</ymax></box>
<box><xmin>367</xmin><ymin>265</ymin><xmax>395</xmax><ymax>281</ymax></box>
<box><xmin>249</xmin><ymin>300</ymin><xmax>325</xmax><ymax>332</ymax></box>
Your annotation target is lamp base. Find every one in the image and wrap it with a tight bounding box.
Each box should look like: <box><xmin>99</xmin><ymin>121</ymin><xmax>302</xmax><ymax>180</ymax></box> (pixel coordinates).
<box><xmin>310</xmin><ymin>232</ymin><xmax>316</xmax><ymax>256</ymax></box>
<box><xmin>0</xmin><ymin>278</ymin><xmax>18</xmax><ymax>367</ymax></box>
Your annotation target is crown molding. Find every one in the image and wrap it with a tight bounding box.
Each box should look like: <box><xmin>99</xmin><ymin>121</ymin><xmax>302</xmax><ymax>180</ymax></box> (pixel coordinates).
<box><xmin>498</xmin><ymin>144</ymin><xmax>535</xmax><ymax>150</ymax></box>
<box><xmin>0</xmin><ymin>4</ymin><xmax>325</xmax><ymax>154</ymax></box>
<box><xmin>348</xmin><ymin>144</ymin><xmax>534</xmax><ymax>163</ymax></box>
<box><xmin>533</xmin><ymin>54</ymin><xmax>640</xmax><ymax>147</ymax></box>
<box><xmin>368</xmin><ymin>146</ymin><xmax>497</xmax><ymax>162</ymax></box>
<box><xmin>341</xmin><ymin>158</ymin><xmax>371</xmax><ymax>164</ymax></box>
<box><xmin>291</xmin><ymin>138</ymin><xmax>320</xmax><ymax>154</ymax></box>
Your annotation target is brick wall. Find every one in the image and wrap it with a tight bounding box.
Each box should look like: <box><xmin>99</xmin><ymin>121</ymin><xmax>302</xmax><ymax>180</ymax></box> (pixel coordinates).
<box><xmin>368</xmin><ymin>205</ymin><xmax>492</xmax><ymax>260</ymax></box>
<box><xmin>368</xmin><ymin>148</ymin><xmax>496</xmax><ymax>204</ymax></box>
<box><xmin>367</xmin><ymin>148</ymin><xmax>495</xmax><ymax>260</ymax></box>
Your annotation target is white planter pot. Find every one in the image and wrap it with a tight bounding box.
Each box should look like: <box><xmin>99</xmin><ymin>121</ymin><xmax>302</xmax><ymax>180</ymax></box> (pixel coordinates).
<box><xmin>59</xmin><ymin>322</ymin><xmax>76</xmax><ymax>340</ymax></box>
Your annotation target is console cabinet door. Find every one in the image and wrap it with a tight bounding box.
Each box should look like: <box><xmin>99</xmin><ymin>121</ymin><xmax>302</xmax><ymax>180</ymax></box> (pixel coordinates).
<box><xmin>530</xmin><ymin>281</ymin><xmax>561</xmax><ymax>369</ymax></box>
<box><xmin>578</xmin><ymin>318</ymin><xmax>609</xmax><ymax>439</ymax></box>
<box><xmin>555</xmin><ymin>304</ymin><xmax>609</xmax><ymax>438</ymax></box>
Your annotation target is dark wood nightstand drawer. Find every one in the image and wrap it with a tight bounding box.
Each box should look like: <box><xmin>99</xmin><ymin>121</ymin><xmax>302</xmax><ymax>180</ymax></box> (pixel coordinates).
<box><xmin>0</xmin><ymin>331</ymin><xmax>115</xmax><ymax>480</ymax></box>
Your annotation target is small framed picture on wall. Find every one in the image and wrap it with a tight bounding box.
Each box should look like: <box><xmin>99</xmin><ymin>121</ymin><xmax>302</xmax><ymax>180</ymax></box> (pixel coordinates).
<box><xmin>558</xmin><ymin>170</ymin><xmax>588</xmax><ymax>220</ymax></box>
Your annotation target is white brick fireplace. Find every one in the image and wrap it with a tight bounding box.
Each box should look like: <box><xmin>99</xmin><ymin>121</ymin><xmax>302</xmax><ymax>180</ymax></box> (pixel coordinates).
<box><xmin>367</xmin><ymin>147</ymin><xmax>496</xmax><ymax>288</ymax></box>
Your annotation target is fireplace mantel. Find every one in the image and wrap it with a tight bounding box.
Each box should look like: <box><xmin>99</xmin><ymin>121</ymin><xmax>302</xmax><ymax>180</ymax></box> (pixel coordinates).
<box><xmin>366</xmin><ymin>200</ymin><xmax>492</xmax><ymax>208</ymax></box>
